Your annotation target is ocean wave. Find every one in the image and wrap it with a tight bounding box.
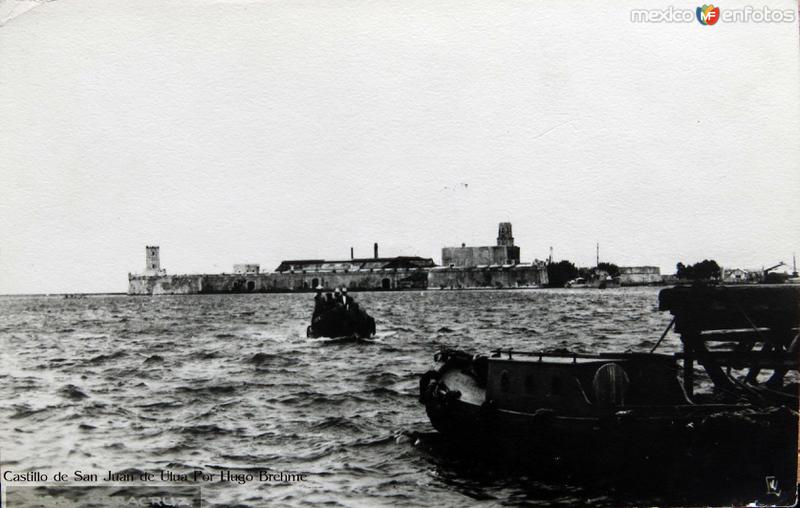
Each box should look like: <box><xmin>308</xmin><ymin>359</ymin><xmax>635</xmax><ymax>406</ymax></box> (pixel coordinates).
<box><xmin>309</xmin><ymin>416</ymin><xmax>366</xmax><ymax>433</ymax></box>
<box><xmin>58</xmin><ymin>384</ymin><xmax>89</xmax><ymax>400</ymax></box>
<box><xmin>87</xmin><ymin>351</ymin><xmax>127</xmax><ymax>364</ymax></box>
<box><xmin>174</xmin><ymin>384</ymin><xmax>238</xmax><ymax>396</ymax></box>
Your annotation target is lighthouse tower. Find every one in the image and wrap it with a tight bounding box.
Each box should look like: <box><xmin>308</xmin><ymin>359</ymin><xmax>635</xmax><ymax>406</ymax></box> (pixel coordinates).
<box><xmin>144</xmin><ymin>246</ymin><xmax>166</xmax><ymax>276</ymax></box>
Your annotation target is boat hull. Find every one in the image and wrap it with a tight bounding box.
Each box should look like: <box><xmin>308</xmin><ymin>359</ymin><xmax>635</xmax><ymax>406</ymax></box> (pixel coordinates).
<box><xmin>308</xmin><ymin>305</ymin><xmax>376</xmax><ymax>339</ymax></box>
<box><xmin>420</xmin><ymin>351</ymin><xmax>799</xmax><ymax>500</ymax></box>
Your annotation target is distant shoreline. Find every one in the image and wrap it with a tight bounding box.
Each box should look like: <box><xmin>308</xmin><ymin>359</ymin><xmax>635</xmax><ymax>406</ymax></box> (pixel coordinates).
<box><xmin>0</xmin><ymin>287</ymin><xmax>671</xmax><ymax>298</ymax></box>
<box><xmin>0</xmin><ymin>292</ymin><xmax>128</xmax><ymax>298</ymax></box>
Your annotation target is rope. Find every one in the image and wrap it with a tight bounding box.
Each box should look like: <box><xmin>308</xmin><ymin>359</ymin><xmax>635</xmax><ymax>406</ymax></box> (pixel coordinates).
<box><xmin>650</xmin><ymin>317</ymin><xmax>676</xmax><ymax>354</ymax></box>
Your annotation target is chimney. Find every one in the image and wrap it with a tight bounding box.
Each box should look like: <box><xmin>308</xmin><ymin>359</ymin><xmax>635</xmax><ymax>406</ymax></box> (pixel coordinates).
<box><xmin>350</xmin><ymin>247</ymin><xmax>354</xmax><ymax>260</ymax></box>
<box><xmin>374</xmin><ymin>242</ymin><xmax>378</xmax><ymax>259</ymax></box>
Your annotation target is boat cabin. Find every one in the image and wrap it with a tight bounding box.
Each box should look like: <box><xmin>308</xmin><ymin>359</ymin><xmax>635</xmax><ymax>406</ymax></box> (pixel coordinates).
<box><xmin>486</xmin><ymin>353</ymin><xmax>688</xmax><ymax>416</ymax></box>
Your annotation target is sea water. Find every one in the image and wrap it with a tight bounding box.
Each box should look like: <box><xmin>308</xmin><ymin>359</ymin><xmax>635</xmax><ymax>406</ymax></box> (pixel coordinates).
<box><xmin>1</xmin><ymin>288</ymin><xmax>689</xmax><ymax>506</ymax></box>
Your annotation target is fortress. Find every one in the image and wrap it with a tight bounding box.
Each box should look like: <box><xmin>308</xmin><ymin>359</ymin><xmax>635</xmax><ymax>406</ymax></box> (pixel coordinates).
<box><xmin>127</xmin><ymin>223</ymin><xmax>548</xmax><ymax>295</ymax></box>
<box><xmin>429</xmin><ymin>223</ymin><xmax>547</xmax><ymax>290</ymax></box>
<box><xmin>442</xmin><ymin>222</ymin><xmax>520</xmax><ymax>267</ymax></box>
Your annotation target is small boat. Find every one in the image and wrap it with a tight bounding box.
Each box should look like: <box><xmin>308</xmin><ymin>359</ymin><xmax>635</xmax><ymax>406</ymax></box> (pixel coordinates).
<box><xmin>565</xmin><ymin>273</ymin><xmax>620</xmax><ymax>289</ymax></box>
<box><xmin>419</xmin><ymin>284</ymin><xmax>799</xmax><ymax>501</ymax></box>
<box><xmin>564</xmin><ymin>277</ymin><xmax>589</xmax><ymax>288</ymax></box>
<box><xmin>307</xmin><ymin>304</ymin><xmax>376</xmax><ymax>339</ymax></box>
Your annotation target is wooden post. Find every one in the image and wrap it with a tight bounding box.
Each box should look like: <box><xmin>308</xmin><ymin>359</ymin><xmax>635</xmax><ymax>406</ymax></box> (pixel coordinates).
<box><xmin>692</xmin><ymin>338</ymin><xmax>736</xmax><ymax>391</ymax></box>
<box><xmin>683</xmin><ymin>351</ymin><xmax>694</xmax><ymax>398</ymax></box>
<box><xmin>766</xmin><ymin>329</ymin><xmax>798</xmax><ymax>389</ymax></box>
<box><xmin>680</xmin><ymin>318</ymin><xmax>697</xmax><ymax>399</ymax></box>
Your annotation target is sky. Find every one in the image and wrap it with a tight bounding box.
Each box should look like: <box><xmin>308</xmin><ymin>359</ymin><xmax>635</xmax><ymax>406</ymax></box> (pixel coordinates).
<box><xmin>0</xmin><ymin>0</ymin><xmax>798</xmax><ymax>294</ymax></box>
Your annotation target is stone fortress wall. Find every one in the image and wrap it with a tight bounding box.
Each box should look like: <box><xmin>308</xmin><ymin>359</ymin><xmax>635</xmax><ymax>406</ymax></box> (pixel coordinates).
<box><xmin>618</xmin><ymin>266</ymin><xmax>661</xmax><ymax>286</ymax></box>
<box><xmin>430</xmin><ymin>222</ymin><xmax>548</xmax><ymax>289</ymax></box>
<box><xmin>127</xmin><ymin>223</ymin><xmax>549</xmax><ymax>295</ymax></box>
<box><xmin>128</xmin><ymin>270</ymin><xmax>429</xmax><ymax>295</ymax></box>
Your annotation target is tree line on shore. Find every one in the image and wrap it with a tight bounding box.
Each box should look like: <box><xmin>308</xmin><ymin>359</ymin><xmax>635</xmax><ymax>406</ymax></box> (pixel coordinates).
<box><xmin>545</xmin><ymin>259</ymin><xmax>747</xmax><ymax>288</ymax></box>
<box><xmin>545</xmin><ymin>261</ymin><xmax>621</xmax><ymax>288</ymax></box>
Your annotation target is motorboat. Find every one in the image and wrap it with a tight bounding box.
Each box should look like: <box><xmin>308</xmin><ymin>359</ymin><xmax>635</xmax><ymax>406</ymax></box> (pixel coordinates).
<box><xmin>307</xmin><ymin>302</ymin><xmax>376</xmax><ymax>339</ymax></box>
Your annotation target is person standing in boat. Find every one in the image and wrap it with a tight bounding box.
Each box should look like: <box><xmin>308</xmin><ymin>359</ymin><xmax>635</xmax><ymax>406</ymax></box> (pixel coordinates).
<box><xmin>341</xmin><ymin>287</ymin><xmax>353</xmax><ymax>309</ymax></box>
<box><xmin>312</xmin><ymin>285</ymin><xmax>325</xmax><ymax>320</ymax></box>
<box><xmin>344</xmin><ymin>289</ymin><xmax>359</xmax><ymax>314</ymax></box>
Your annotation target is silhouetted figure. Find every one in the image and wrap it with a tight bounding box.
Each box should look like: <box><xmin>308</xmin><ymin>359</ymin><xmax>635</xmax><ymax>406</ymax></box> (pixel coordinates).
<box><xmin>341</xmin><ymin>287</ymin><xmax>353</xmax><ymax>309</ymax></box>
<box><xmin>306</xmin><ymin>285</ymin><xmax>375</xmax><ymax>339</ymax></box>
<box><xmin>312</xmin><ymin>286</ymin><xmax>325</xmax><ymax>320</ymax></box>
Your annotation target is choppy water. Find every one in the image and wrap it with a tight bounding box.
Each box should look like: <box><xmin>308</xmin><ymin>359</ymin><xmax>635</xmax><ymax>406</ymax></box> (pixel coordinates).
<box><xmin>1</xmin><ymin>288</ymin><xmax>686</xmax><ymax>506</ymax></box>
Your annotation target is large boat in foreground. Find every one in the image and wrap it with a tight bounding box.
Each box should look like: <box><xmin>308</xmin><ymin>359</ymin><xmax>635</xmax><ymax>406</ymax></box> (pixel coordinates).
<box><xmin>419</xmin><ymin>284</ymin><xmax>799</xmax><ymax>503</ymax></box>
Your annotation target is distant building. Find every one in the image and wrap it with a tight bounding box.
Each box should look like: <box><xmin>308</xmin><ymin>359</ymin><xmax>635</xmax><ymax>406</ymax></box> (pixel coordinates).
<box><xmin>275</xmin><ymin>257</ymin><xmax>434</xmax><ymax>273</ymax></box>
<box><xmin>722</xmin><ymin>268</ymin><xmax>754</xmax><ymax>284</ymax></box>
<box><xmin>442</xmin><ymin>222</ymin><xmax>521</xmax><ymax>268</ymax></box>
<box><xmin>144</xmin><ymin>246</ymin><xmax>166</xmax><ymax>276</ymax></box>
<box><xmin>430</xmin><ymin>222</ymin><xmax>547</xmax><ymax>289</ymax></box>
<box><xmin>233</xmin><ymin>264</ymin><xmax>260</xmax><ymax>274</ymax></box>
<box><xmin>128</xmin><ymin>229</ymin><xmax>547</xmax><ymax>295</ymax></box>
<box><xmin>618</xmin><ymin>266</ymin><xmax>661</xmax><ymax>286</ymax></box>
<box><xmin>273</xmin><ymin>243</ymin><xmax>436</xmax><ymax>290</ymax></box>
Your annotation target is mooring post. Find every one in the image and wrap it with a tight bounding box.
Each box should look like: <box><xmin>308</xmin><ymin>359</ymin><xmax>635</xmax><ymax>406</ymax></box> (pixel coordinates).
<box><xmin>683</xmin><ymin>352</ymin><xmax>694</xmax><ymax>398</ymax></box>
<box><xmin>765</xmin><ymin>328</ymin><xmax>797</xmax><ymax>389</ymax></box>
<box><xmin>680</xmin><ymin>321</ymin><xmax>699</xmax><ymax>399</ymax></box>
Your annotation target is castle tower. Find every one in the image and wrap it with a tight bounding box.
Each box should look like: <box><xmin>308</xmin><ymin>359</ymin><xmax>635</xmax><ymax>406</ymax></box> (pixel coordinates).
<box><xmin>145</xmin><ymin>246</ymin><xmax>165</xmax><ymax>276</ymax></box>
<box><xmin>497</xmin><ymin>222</ymin><xmax>514</xmax><ymax>247</ymax></box>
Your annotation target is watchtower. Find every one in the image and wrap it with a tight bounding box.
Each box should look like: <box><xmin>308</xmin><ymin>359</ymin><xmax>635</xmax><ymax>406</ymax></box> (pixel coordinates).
<box><xmin>497</xmin><ymin>222</ymin><xmax>514</xmax><ymax>247</ymax></box>
<box><xmin>145</xmin><ymin>246</ymin><xmax>166</xmax><ymax>276</ymax></box>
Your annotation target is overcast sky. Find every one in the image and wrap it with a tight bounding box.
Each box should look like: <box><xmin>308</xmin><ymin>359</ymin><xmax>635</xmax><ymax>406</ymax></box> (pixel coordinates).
<box><xmin>1</xmin><ymin>0</ymin><xmax>798</xmax><ymax>294</ymax></box>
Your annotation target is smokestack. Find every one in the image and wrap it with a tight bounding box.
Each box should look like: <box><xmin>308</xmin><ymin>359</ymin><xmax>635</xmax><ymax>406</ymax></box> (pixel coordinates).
<box><xmin>350</xmin><ymin>247</ymin><xmax>354</xmax><ymax>260</ymax></box>
<box><xmin>374</xmin><ymin>242</ymin><xmax>378</xmax><ymax>259</ymax></box>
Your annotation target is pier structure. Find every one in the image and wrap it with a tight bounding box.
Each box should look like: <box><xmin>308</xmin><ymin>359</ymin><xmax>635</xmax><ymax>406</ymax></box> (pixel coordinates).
<box><xmin>659</xmin><ymin>284</ymin><xmax>800</xmax><ymax>399</ymax></box>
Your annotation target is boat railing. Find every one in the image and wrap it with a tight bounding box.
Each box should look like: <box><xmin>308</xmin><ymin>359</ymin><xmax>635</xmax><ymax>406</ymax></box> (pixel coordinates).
<box><xmin>673</xmin><ymin>351</ymin><xmax>798</xmax><ymax>370</ymax></box>
<box><xmin>490</xmin><ymin>349</ymin><xmax>674</xmax><ymax>362</ymax></box>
